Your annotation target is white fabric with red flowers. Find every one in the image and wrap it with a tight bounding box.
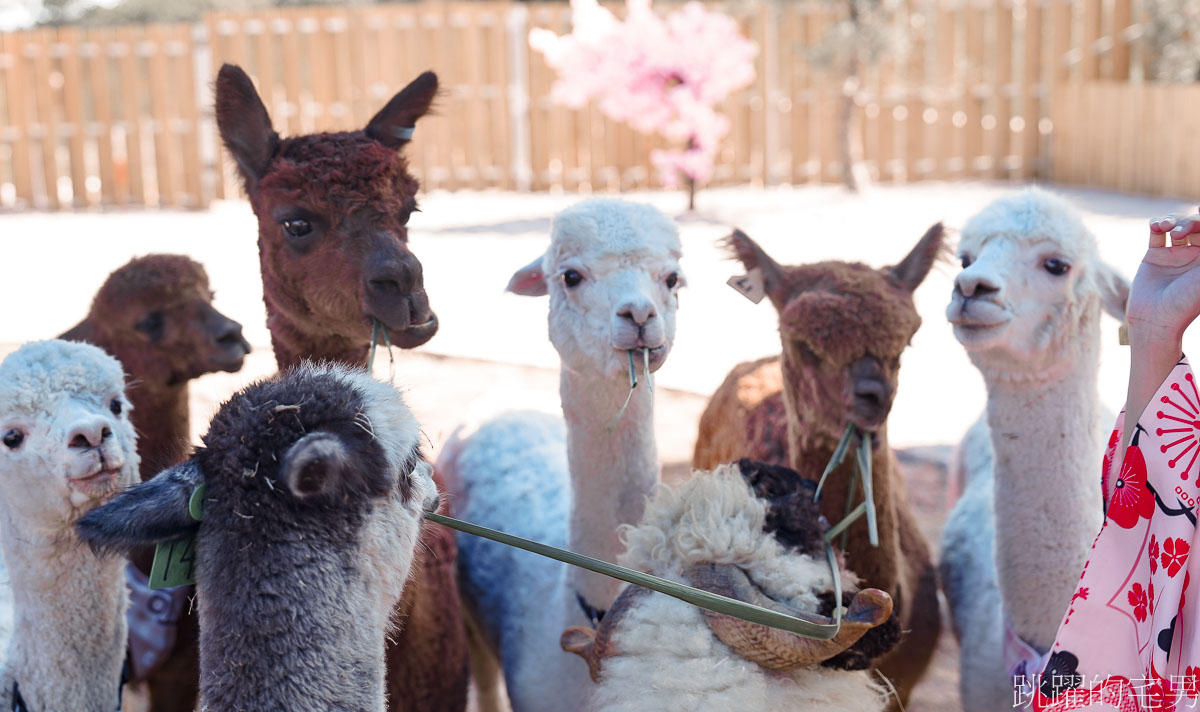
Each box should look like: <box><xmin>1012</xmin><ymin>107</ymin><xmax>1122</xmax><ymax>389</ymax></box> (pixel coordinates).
<box><xmin>1032</xmin><ymin>357</ymin><xmax>1200</xmax><ymax>711</ymax></box>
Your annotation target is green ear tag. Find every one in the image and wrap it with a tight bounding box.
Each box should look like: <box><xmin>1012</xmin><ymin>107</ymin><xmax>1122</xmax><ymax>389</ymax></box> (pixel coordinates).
<box><xmin>148</xmin><ymin>484</ymin><xmax>207</xmax><ymax>590</ymax></box>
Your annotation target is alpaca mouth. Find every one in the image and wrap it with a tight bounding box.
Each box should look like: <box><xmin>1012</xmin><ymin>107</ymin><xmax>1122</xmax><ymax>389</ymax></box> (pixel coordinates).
<box><xmin>381</xmin><ymin>312</ymin><xmax>439</xmax><ymax>350</ymax></box>
<box><xmin>951</xmin><ymin>319</ymin><xmax>1010</xmax><ymax>348</ymax></box>
<box><xmin>69</xmin><ymin>467</ymin><xmax>122</xmax><ymax>496</ymax></box>
<box><xmin>613</xmin><ymin>344</ymin><xmax>668</xmax><ymax>373</ymax></box>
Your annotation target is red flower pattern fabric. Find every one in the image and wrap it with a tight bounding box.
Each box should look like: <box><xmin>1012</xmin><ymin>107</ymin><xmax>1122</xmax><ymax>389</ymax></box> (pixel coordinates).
<box><xmin>1032</xmin><ymin>358</ymin><xmax>1200</xmax><ymax>712</ymax></box>
<box><xmin>1162</xmin><ymin>538</ymin><xmax>1190</xmax><ymax>578</ymax></box>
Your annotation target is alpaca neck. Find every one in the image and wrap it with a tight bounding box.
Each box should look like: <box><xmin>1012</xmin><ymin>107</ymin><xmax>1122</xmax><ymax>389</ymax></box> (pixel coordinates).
<box><xmin>0</xmin><ymin>528</ymin><xmax>126</xmax><ymax>712</ymax></box>
<box><xmin>127</xmin><ymin>380</ymin><xmax>190</xmax><ymax>482</ymax></box>
<box><xmin>784</xmin><ymin>423</ymin><xmax>901</xmax><ymax>596</ymax></box>
<box><xmin>560</xmin><ymin>365</ymin><xmax>660</xmax><ymax>610</ymax></box>
<box><xmin>266</xmin><ymin>308</ymin><xmax>368</xmax><ymax>370</ymax></box>
<box><xmin>984</xmin><ymin>327</ymin><xmax>1105</xmax><ymax>651</ymax></box>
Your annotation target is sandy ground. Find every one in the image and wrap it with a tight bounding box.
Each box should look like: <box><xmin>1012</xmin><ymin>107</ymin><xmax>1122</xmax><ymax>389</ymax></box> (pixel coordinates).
<box><xmin>1</xmin><ymin>181</ymin><xmax>1196</xmax><ymax>710</ymax></box>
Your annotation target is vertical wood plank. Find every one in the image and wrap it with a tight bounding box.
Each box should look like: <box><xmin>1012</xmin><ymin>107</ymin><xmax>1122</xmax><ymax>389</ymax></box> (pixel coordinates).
<box><xmin>963</xmin><ymin>0</ymin><xmax>985</xmax><ymax>177</ymax></box>
<box><xmin>993</xmin><ymin>0</ymin><xmax>1013</xmax><ymax>179</ymax></box>
<box><xmin>175</xmin><ymin>24</ymin><xmax>202</xmax><ymax>208</ymax></box>
<box><xmin>88</xmin><ymin>28</ymin><xmax>117</xmax><ymax>204</ymax></box>
<box><xmin>4</xmin><ymin>32</ymin><xmax>35</xmax><ymax>206</ymax></box>
<box><xmin>1021</xmin><ymin>0</ymin><xmax>1043</xmax><ymax>178</ymax></box>
<box><xmin>146</xmin><ymin>25</ymin><xmax>174</xmax><ymax>206</ymax></box>
<box><xmin>58</xmin><ymin>27</ymin><xmax>88</xmax><ymax>206</ymax></box>
<box><xmin>32</xmin><ymin>29</ymin><xmax>60</xmax><ymax>208</ymax></box>
<box><xmin>1110</xmin><ymin>0</ymin><xmax>1131</xmax><ymax>79</ymax></box>
<box><xmin>1080</xmin><ymin>0</ymin><xmax>1101</xmax><ymax>79</ymax></box>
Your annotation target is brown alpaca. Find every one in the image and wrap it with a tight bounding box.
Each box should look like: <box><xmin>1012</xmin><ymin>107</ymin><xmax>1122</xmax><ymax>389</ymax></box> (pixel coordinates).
<box><xmin>60</xmin><ymin>254</ymin><xmax>250</xmax><ymax>482</ymax></box>
<box><xmin>214</xmin><ymin>64</ymin><xmax>469</xmax><ymax>712</ymax></box>
<box><xmin>693</xmin><ymin>225</ymin><xmax>945</xmax><ymax>708</ymax></box>
<box><xmin>59</xmin><ymin>254</ymin><xmax>250</xmax><ymax>710</ymax></box>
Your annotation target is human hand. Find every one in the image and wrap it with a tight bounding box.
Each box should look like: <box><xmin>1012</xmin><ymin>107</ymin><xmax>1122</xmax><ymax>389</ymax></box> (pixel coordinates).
<box><xmin>1126</xmin><ymin>211</ymin><xmax>1200</xmax><ymax>348</ymax></box>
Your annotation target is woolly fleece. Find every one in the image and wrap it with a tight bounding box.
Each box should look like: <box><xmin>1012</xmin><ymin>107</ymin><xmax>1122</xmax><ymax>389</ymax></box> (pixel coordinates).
<box><xmin>586</xmin><ymin>466</ymin><xmax>886</xmax><ymax>712</ymax></box>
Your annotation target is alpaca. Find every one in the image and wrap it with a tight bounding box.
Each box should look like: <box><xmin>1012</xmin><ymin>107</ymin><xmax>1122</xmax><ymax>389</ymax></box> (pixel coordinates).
<box><xmin>77</xmin><ymin>363</ymin><xmax>439</xmax><ymax>712</ymax></box>
<box><xmin>60</xmin><ymin>254</ymin><xmax>250</xmax><ymax>482</ymax></box>
<box><xmin>939</xmin><ymin>188</ymin><xmax>1129</xmax><ymax>711</ymax></box>
<box><xmin>691</xmin><ymin>225</ymin><xmax>946</xmax><ymax>706</ymax></box>
<box><xmin>437</xmin><ymin>199</ymin><xmax>684</xmax><ymax>712</ymax></box>
<box><xmin>561</xmin><ymin>460</ymin><xmax>901</xmax><ymax>712</ymax></box>
<box><xmin>59</xmin><ymin>253</ymin><xmax>250</xmax><ymax>704</ymax></box>
<box><xmin>211</xmin><ymin>63</ymin><xmax>468</xmax><ymax>712</ymax></box>
<box><xmin>0</xmin><ymin>340</ymin><xmax>140</xmax><ymax>711</ymax></box>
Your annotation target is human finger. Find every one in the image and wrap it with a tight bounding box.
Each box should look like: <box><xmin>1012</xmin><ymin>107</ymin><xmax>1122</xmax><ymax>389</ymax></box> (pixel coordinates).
<box><xmin>1151</xmin><ymin>215</ymin><xmax>1179</xmax><ymax>233</ymax></box>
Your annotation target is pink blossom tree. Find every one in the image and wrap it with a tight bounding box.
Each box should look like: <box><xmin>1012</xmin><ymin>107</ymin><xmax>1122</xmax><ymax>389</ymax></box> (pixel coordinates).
<box><xmin>530</xmin><ymin>0</ymin><xmax>757</xmax><ymax>209</ymax></box>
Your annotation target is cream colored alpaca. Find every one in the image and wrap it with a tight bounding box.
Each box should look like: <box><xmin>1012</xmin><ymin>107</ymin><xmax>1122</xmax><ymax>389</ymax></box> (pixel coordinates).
<box><xmin>940</xmin><ymin>188</ymin><xmax>1129</xmax><ymax>711</ymax></box>
<box><xmin>0</xmin><ymin>340</ymin><xmax>140</xmax><ymax>711</ymax></box>
<box><xmin>438</xmin><ymin>200</ymin><xmax>684</xmax><ymax>712</ymax></box>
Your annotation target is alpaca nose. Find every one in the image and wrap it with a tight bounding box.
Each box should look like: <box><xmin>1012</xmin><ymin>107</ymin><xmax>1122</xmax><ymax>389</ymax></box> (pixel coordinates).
<box><xmin>617</xmin><ymin>301</ymin><xmax>656</xmax><ymax>327</ymax></box>
<box><xmin>214</xmin><ymin>318</ymin><xmax>250</xmax><ymax>352</ymax></box>
<box><xmin>852</xmin><ymin>379</ymin><xmax>890</xmax><ymax>411</ymax></box>
<box><xmin>69</xmin><ymin>419</ymin><xmax>112</xmax><ymax>450</ymax></box>
<box><xmin>366</xmin><ymin>251</ymin><xmax>423</xmax><ymax>297</ymax></box>
<box><xmin>956</xmin><ymin>270</ymin><xmax>1000</xmax><ymax>299</ymax></box>
<box><xmin>846</xmin><ymin>357</ymin><xmax>894</xmax><ymax>426</ymax></box>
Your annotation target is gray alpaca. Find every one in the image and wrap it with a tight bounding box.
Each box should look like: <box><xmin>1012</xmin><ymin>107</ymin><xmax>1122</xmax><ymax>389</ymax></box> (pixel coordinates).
<box><xmin>78</xmin><ymin>362</ymin><xmax>439</xmax><ymax>712</ymax></box>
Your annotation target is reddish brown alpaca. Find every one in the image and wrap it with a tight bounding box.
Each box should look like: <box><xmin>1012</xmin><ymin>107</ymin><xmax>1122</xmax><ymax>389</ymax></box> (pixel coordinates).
<box><xmin>693</xmin><ymin>225</ymin><xmax>945</xmax><ymax>708</ymax></box>
<box><xmin>214</xmin><ymin>64</ymin><xmax>468</xmax><ymax>712</ymax></box>
<box><xmin>60</xmin><ymin>254</ymin><xmax>250</xmax><ymax>709</ymax></box>
<box><xmin>60</xmin><ymin>254</ymin><xmax>250</xmax><ymax>482</ymax></box>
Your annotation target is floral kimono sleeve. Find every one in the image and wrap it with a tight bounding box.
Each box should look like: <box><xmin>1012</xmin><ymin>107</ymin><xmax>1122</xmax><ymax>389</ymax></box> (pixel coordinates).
<box><xmin>1032</xmin><ymin>356</ymin><xmax>1200</xmax><ymax>712</ymax></box>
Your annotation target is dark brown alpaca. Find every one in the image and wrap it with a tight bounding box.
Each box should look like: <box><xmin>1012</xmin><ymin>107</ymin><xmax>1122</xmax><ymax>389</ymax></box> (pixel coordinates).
<box><xmin>693</xmin><ymin>225</ymin><xmax>946</xmax><ymax>708</ymax></box>
<box><xmin>60</xmin><ymin>254</ymin><xmax>250</xmax><ymax>710</ymax></box>
<box><xmin>214</xmin><ymin>64</ymin><xmax>468</xmax><ymax>712</ymax></box>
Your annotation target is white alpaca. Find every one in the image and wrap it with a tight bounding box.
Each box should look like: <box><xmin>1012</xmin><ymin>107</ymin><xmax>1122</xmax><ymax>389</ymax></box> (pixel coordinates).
<box><xmin>438</xmin><ymin>199</ymin><xmax>683</xmax><ymax>712</ymax></box>
<box><xmin>0</xmin><ymin>340</ymin><xmax>140</xmax><ymax>711</ymax></box>
<box><xmin>562</xmin><ymin>461</ymin><xmax>898</xmax><ymax>712</ymax></box>
<box><xmin>940</xmin><ymin>188</ymin><xmax>1129</xmax><ymax>710</ymax></box>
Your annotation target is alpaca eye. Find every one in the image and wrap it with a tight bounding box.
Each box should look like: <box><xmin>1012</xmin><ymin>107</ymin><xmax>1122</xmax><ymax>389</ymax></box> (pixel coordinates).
<box><xmin>665</xmin><ymin>272</ymin><xmax>679</xmax><ymax>289</ymax></box>
<box><xmin>109</xmin><ymin>399</ymin><xmax>123</xmax><ymax>416</ymax></box>
<box><xmin>2</xmin><ymin>429</ymin><xmax>23</xmax><ymax>450</ymax></box>
<box><xmin>281</xmin><ymin>219</ymin><xmax>313</xmax><ymax>238</ymax></box>
<box><xmin>1044</xmin><ymin>258</ymin><xmax>1070</xmax><ymax>276</ymax></box>
<box><xmin>134</xmin><ymin>310</ymin><xmax>165</xmax><ymax>342</ymax></box>
<box><xmin>562</xmin><ymin>269</ymin><xmax>583</xmax><ymax>288</ymax></box>
<box><xmin>960</xmin><ymin>255</ymin><xmax>973</xmax><ymax>269</ymax></box>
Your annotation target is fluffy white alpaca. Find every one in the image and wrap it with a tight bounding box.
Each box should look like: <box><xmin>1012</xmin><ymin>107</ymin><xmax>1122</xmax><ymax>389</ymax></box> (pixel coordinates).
<box><xmin>564</xmin><ymin>461</ymin><xmax>898</xmax><ymax>712</ymax></box>
<box><xmin>438</xmin><ymin>199</ymin><xmax>683</xmax><ymax>712</ymax></box>
<box><xmin>0</xmin><ymin>340</ymin><xmax>140</xmax><ymax>711</ymax></box>
<box><xmin>940</xmin><ymin>188</ymin><xmax>1129</xmax><ymax>710</ymax></box>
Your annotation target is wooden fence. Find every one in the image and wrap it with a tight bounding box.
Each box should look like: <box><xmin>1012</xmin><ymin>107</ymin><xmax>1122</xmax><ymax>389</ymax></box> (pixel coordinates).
<box><xmin>0</xmin><ymin>0</ymin><xmax>1195</xmax><ymax>211</ymax></box>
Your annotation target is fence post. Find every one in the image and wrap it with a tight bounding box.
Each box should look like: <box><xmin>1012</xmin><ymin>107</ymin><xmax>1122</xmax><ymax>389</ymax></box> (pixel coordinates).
<box><xmin>506</xmin><ymin>4</ymin><xmax>532</xmax><ymax>192</ymax></box>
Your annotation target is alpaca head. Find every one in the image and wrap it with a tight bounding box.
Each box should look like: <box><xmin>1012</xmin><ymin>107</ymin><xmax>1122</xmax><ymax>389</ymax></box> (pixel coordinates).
<box><xmin>215</xmin><ymin>64</ymin><xmax>440</xmax><ymax>362</ymax></box>
<box><xmin>80</xmin><ymin>254</ymin><xmax>250</xmax><ymax>385</ymax></box>
<box><xmin>0</xmin><ymin>340</ymin><xmax>139</xmax><ymax>527</ymax></box>
<box><xmin>78</xmin><ymin>363</ymin><xmax>438</xmax><ymax>632</ymax></box>
<box><xmin>725</xmin><ymin>224</ymin><xmax>945</xmax><ymax>444</ymax></box>
<box><xmin>947</xmin><ymin>188</ymin><xmax>1129</xmax><ymax>375</ymax></box>
<box><xmin>563</xmin><ymin>459</ymin><xmax>898</xmax><ymax>679</ymax></box>
<box><xmin>507</xmin><ymin>200</ymin><xmax>684</xmax><ymax>380</ymax></box>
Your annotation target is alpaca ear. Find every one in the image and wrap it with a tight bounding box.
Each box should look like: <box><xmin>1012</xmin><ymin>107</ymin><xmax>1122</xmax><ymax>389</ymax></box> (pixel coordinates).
<box><xmin>889</xmin><ymin>222</ymin><xmax>946</xmax><ymax>294</ymax></box>
<box><xmin>722</xmin><ymin>229</ymin><xmax>790</xmax><ymax>306</ymax></box>
<box><xmin>365</xmin><ymin>71</ymin><xmax>439</xmax><ymax>149</ymax></box>
<box><xmin>507</xmin><ymin>255</ymin><xmax>549</xmax><ymax>297</ymax></box>
<box><xmin>215</xmin><ymin>64</ymin><xmax>279</xmax><ymax>186</ymax></box>
<box><xmin>76</xmin><ymin>461</ymin><xmax>205</xmax><ymax>557</ymax></box>
<box><xmin>281</xmin><ymin>431</ymin><xmax>386</xmax><ymax>500</ymax></box>
<box><xmin>1097</xmin><ymin>261</ymin><xmax>1130</xmax><ymax>321</ymax></box>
